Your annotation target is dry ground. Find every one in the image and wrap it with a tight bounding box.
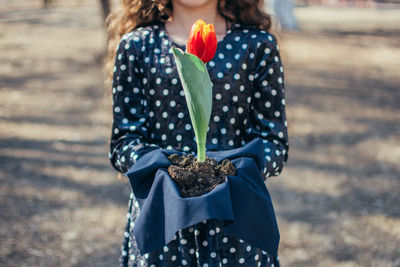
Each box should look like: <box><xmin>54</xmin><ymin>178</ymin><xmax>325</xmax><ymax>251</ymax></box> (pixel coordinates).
<box><xmin>0</xmin><ymin>1</ymin><xmax>399</xmax><ymax>266</ymax></box>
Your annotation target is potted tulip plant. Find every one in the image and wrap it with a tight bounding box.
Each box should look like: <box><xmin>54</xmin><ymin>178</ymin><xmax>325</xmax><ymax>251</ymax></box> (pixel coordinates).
<box><xmin>168</xmin><ymin>19</ymin><xmax>236</xmax><ymax>198</ymax></box>
<box><xmin>126</xmin><ymin>21</ymin><xmax>280</xmax><ymax>254</ymax></box>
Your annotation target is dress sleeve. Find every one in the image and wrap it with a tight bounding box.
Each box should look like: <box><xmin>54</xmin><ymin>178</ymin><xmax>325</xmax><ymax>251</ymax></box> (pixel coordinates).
<box><xmin>246</xmin><ymin>34</ymin><xmax>289</xmax><ymax>180</ymax></box>
<box><xmin>109</xmin><ymin>36</ymin><xmax>160</xmax><ymax>174</ymax></box>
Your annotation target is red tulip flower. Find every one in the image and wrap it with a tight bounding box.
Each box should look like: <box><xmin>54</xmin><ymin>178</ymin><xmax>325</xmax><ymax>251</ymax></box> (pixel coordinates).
<box><xmin>186</xmin><ymin>19</ymin><xmax>217</xmax><ymax>63</ymax></box>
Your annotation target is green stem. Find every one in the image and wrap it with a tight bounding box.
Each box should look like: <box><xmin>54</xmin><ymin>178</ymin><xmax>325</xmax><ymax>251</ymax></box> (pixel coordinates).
<box><xmin>196</xmin><ymin>141</ymin><xmax>206</xmax><ymax>162</ymax></box>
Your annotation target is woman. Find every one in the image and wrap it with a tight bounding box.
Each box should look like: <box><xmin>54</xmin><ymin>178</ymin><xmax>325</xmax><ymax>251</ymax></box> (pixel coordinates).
<box><xmin>105</xmin><ymin>0</ymin><xmax>288</xmax><ymax>266</ymax></box>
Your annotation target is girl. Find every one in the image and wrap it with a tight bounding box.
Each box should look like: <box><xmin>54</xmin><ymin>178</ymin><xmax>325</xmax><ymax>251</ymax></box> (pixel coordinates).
<box><xmin>106</xmin><ymin>0</ymin><xmax>288</xmax><ymax>266</ymax></box>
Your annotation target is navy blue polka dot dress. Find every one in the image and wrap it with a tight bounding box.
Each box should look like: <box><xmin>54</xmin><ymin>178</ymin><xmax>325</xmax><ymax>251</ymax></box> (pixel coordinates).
<box><xmin>109</xmin><ymin>20</ymin><xmax>288</xmax><ymax>267</ymax></box>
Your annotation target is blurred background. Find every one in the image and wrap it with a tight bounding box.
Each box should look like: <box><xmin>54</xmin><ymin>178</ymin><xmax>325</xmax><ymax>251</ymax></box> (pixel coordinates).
<box><xmin>0</xmin><ymin>0</ymin><xmax>399</xmax><ymax>266</ymax></box>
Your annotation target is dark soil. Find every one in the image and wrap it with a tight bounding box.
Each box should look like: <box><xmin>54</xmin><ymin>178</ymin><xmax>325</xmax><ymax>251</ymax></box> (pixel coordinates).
<box><xmin>167</xmin><ymin>154</ymin><xmax>236</xmax><ymax>198</ymax></box>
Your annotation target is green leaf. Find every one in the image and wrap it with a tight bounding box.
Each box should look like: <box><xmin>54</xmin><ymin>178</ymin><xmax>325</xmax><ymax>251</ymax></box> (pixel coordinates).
<box><xmin>172</xmin><ymin>47</ymin><xmax>213</xmax><ymax>162</ymax></box>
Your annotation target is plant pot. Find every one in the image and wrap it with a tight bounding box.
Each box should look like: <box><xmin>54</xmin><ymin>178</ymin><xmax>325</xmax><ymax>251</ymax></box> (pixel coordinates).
<box><xmin>167</xmin><ymin>154</ymin><xmax>236</xmax><ymax>198</ymax></box>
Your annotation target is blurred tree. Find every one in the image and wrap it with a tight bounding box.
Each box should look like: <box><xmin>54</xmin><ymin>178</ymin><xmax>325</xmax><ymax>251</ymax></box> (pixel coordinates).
<box><xmin>267</xmin><ymin>0</ymin><xmax>299</xmax><ymax>30</ymax></box>
<box><xmin>97</xmin><ymin>0</ymin><xmax>112</xmax><ymax>63</ymax></box>
<box><xmin>99</xmin><ymin>0</ymin><xmax>111</xmax><ymax>23</ymax></box>
<box><xmin>43</xmin><ymin>0</ymin><xmax>52</xmax><ymax>7</ymax></box>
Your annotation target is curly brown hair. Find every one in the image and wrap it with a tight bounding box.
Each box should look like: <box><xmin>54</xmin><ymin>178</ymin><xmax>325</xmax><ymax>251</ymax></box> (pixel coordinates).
<box><xmin>104</xmin><ymin>0</ymin><xmax>272</xmax><ymax>88</ymax></box>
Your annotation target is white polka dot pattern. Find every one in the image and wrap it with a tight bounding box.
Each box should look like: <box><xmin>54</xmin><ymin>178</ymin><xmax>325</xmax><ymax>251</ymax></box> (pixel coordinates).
<box><xmin>120</xmin><ymin>194</ymin><xmax>278</xmax><ymax>267</ymax></box>
<box><xmin>111</xmin><ymin>22</ymin><xmax>285</xmax><ymax>267</ymax></box>
<box><xmin>110</xmin><ymin>22</ymin><xmax>288</xmax><ymax>180</ymax></box>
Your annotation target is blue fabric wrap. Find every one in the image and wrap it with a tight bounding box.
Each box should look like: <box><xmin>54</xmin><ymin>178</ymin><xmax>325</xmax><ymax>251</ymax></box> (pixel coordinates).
<box><xmin>125</xmin><ymin>137</ymin><xmax>280</xmax><ymax>258</ymax></box>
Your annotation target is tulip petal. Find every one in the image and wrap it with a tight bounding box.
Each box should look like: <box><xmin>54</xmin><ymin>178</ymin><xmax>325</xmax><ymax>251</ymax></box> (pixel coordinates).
<box><xmin>194</xmin><ymin>28</ymin><xmax>205</xmax><ymax>60</ymax></box>
<box><xmin>187</xmin><ymin>20</ymin><xmax>203</xmax><ymax>54</ymax></box>
<box><xmin>201</xmin><ymin>24</ymin><xmax>217</xmax><ymax>63</ymax></box>
<box><xmin>186</xmin><ymin>23</ymin><xmax>196</xmax><ymax>54</ymax></box>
